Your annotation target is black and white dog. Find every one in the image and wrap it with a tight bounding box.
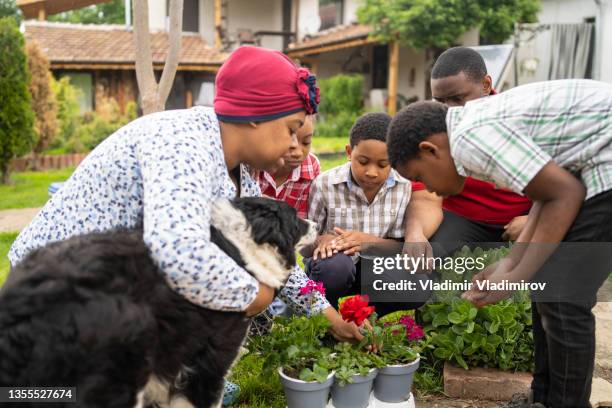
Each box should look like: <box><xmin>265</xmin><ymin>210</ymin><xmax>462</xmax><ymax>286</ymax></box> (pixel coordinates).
<box><xmin>0</xmin><ymin>197</ymin><xmax>317</xmax><ymax>408</ymax></box>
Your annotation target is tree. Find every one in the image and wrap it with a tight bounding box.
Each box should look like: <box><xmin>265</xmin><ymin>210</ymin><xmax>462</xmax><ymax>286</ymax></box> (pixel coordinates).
<box><xmin>0</xmin><ymin>0</ymin><xmax>21</xmax><ymax>24</ymax></box>
<box><xmin>0</xmin><ymin>17</ymin><xmax>35</xmax><ymax>184</ymax></box>
<box><xmin>27</xmin><ymin>42</ymin><xmax>59</xmax><ymax>164</ymax></box>
<box><xmin>49</xmin><ymin>0</ymin><xmax>125</xmax><ymax>25</ymax></box>
<box><xmin>357</xmin><ymin>0</ymin><xmax>540</xmax><ymax>49</ymax></box>
<box><xmin>133</xmin><ymin>0</ymin><xmax>183</xmax><ymax>114</ymax></box>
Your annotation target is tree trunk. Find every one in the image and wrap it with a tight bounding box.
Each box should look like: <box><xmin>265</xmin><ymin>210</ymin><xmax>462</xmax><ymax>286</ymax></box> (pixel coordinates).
<box><xmin>132</xmin><ymin>0</ymin><xmax>184</xmax><ymax>115</ymax></box>
<box><xmin>1</xmin><ymin>163</ymin><xmax>10</xmax><ymax>185</ymax></box>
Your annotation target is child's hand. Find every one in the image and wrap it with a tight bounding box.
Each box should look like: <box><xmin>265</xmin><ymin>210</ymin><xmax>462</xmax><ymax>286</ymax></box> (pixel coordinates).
<box><xmin>502</xmin><ymin>215</ymin><xmax>528</xmax><ymax>241</ymax></box>
<box><xmin>331</xmin><ymin>227</ymin><xmax>374</xmax><ymax>256</ymax></box>
<box><xmin>313</xmin><ymin>234</ymin><xmax>337</xmax><ymax>260</ymax></box>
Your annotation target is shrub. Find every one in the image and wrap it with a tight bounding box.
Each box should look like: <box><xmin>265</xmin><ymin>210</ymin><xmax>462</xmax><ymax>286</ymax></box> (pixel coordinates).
<box><xmin>27</xmin><ymin>42</ymin><xmax>59</xmax><ymax>157</ymax></box>
<box><xmin>50</xmin><ymin>76</ymin><xmax>80</xmax><ymax>150</ymax></box>
<box><xmin>0</xmin><ymin>17</ymin><xmax>35</xmax><ymax>183</ymax></box>
<box><xmin>49</xmin><ymin>81</ymin><xmax>138</xmax><ymax>154</ymax></box>
<box><xmin>317</xmin><ymin>75</ymin><xmax>364</xmax><ymax>138</ymax></box>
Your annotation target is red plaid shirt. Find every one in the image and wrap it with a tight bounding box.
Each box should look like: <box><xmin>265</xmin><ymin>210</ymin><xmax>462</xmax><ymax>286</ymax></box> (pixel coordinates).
<box><xmin>258</xmin><ymin>153</ymin><xmax>321</xmax><ymax>218</ymax></box>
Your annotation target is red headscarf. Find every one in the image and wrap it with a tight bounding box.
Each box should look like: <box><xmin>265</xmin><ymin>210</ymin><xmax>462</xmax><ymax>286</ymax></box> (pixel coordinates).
<box><xmin>214</xmin><ymin>46</ymin><xmax>320</xmax><ymax>123</ymax></box>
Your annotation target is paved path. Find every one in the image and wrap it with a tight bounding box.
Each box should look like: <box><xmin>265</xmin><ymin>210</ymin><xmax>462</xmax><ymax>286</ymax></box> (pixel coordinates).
<box><xmin>0</xmin><ymin>208</ymin><xmax>40</xmax><ymax>233</ymax></box>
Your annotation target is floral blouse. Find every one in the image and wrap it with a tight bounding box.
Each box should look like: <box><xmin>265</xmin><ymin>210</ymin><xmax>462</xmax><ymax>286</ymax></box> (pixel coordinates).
<box><xmin>8</xmin><ymin>106</ymin><xmax>329</xmax><ymax>315</ymax></box>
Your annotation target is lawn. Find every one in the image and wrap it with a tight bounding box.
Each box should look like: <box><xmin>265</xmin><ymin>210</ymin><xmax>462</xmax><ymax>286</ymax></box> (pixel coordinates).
<box><xmin>0</xmin><ymin>232</ymin><xmax>18</xmax><ymax>286</ymax></box>
<box><xmin>311</xmin><ymin>136</ymin><xmax>346</xmax><ymax>155</ymax></box>
<box><xmin>0</xmin><ymin>167</ymin><xmax>75</xmax><ymax>211</ymax></box>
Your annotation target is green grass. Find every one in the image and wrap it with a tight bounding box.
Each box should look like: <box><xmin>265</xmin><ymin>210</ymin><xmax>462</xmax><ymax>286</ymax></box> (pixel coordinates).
<box><xmin>0</xmin><ymin>232</ymin><xmax>18</xmax><ymax>286</ymax></box>
<box><xmin>230</xmin><ymin>353</ymin><xmax>285</xmax><ymax>408</ymax></box>
<box><xmin>319</xmin><ymin>154</ymin><xmax>347</xmax><ymax>172</ymax></box>
<box><xmin>312</xmin><ymin>136</ymin><xmax>346</xmax><ymax>154</ymax></box>
<box><xmin>0</xmin><ymin>167</ymin><xmax>75</xmax><ymax>210</ymax></box>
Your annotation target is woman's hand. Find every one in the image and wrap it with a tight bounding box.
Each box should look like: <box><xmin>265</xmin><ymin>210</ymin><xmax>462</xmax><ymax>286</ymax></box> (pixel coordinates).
<box><xmin>245</xmin><ymin>282</ymin><xmax>275</xmax><ymax>317</ymax></box>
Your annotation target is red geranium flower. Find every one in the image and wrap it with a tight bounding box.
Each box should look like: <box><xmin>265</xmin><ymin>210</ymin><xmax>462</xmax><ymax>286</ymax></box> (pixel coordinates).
<box><xmin>339</xmin><ymin>295</ymin><xmax>375</xmax><ymax>326</ymax></box>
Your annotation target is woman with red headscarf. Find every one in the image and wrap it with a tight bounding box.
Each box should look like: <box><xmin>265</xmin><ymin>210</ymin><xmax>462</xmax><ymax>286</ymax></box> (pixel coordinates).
<box><xmin>9</xmin><ymin>47</ymin><xmax>363</xmax><ymax>341</ymax></box>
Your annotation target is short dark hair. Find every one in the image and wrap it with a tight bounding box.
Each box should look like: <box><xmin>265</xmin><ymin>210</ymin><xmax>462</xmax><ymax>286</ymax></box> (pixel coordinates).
<box><xmin>387</xmin><ymin>101</ymin><xmax>448</xmax><ymax>167</ymax></box>
<box><xmin>431</xmin><ymin>46</ymin><xmax>487</xmax><ymax>83</ymax></box>
<box><xmin>349</xmin><ymin>112</ymin><xmax>392</xmax><ymax>147</ymax></box>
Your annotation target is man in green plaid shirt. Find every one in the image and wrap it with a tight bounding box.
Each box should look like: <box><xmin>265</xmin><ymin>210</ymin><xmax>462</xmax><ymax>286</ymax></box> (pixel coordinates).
<box><xmin>387</xmin><ymin>79</ymin><xmax>612</xmax><ymax>408</ymax></box>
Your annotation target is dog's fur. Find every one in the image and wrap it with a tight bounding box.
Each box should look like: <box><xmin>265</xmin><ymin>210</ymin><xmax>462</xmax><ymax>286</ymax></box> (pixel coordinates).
<box><xmin>0</xmin><ymin>197</ymin><xmax>316</xmax><ymax>408</ymax></box>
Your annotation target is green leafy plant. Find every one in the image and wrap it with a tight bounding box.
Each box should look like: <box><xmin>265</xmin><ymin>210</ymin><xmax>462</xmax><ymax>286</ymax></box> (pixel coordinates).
<box><xmin>249</xmin><ymin>313</ymin><xmax>332</xmax><ymax>382</ymax></box>
<box><xmin>418</xmin><ymin>246</ymin><xmax>534</xmax><ymax>372</ymax></box>
<box><xmin>331</xmin><ymin>342</ymin><xmax>383</xmax><ymax>386</ymax></box>
<box><xmin>250</xmin><ymin>280</ymin><xmax>333</xmax><ymax>383</ymax></box>
<box><xmin>317</xmin><ymin>74</ymin><xmax>364</xmax><ymax>138</ymax></box>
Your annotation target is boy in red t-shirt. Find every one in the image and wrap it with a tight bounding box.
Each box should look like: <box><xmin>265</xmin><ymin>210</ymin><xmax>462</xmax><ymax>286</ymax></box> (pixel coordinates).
<box><xmin>404</xmin><ymin>47</ymin><xmax>531</xmax><ymax>256</ymax></box>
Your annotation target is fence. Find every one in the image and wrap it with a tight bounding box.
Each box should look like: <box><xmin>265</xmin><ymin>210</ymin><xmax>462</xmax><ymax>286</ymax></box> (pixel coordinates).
<box><xmin>10</xmin><ymin>153</ymin><xmax>88</xmax><ymax>172</ymax></box>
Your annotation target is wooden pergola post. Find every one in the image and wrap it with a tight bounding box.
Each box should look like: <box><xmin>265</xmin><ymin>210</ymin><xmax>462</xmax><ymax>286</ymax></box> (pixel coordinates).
<box><xmin>214</xmin><ymin>0</ymin><xmax>222</xmax><ymax>49</ymax></box>
<box><xmin>37</xmin><ymin>5</ymin><xmax>46</xmax><ymax>21</ymax></box>
<box><xmin>387</xmin><ymin>40</ymin><xmax>399</xmax><ymax>116</ymax></box>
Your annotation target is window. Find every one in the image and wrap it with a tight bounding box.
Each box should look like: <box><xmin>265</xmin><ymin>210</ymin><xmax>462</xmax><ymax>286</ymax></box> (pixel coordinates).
<box><xmin>168</xmin><ymin>0</ymin><xmax>199</xmax><ymax>32</ymax></box>
<box><xmin>319</xmin><ymin>0</ymin><xmax>343</xmax><ymax>31</ymax></box>
<box><xmin>372</xmin><ymin>45</ymin><xmax>388</xmax><ymax>89</ymax></box>
<box><xmin>61</xmin><ymin>72</ymin><xmax>93</xmax><ymax>113</ymax></box>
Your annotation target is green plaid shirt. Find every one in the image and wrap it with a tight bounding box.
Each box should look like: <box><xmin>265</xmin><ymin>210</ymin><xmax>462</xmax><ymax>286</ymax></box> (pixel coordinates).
<box><xmin>447</xmin><ymin>79</ymin><xmax>612</xmax><ymax>200</ymax></box>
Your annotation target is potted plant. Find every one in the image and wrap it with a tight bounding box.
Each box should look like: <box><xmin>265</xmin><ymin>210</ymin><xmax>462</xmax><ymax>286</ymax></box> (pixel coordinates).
<box><xmin>325</xmin><ymin>295</ymin><xmax>382</xmax><ymax>408</ymax></box>
<box><xmin>329</xmin><ymin>342</ymin><xmax>381</xmax><ymax>408</ymax></box>
<box><xmin>372</xmin><ymin>314</ymin><xmax>423</xmax><ymax>403</ymax></box>
<box><xmin>251</xmin><ymin>280</ymin><xmax>334</xmax><ymax>408</ymax></box>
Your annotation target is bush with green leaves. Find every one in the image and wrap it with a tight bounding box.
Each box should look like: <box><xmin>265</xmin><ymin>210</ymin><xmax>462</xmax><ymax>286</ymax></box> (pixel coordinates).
<box><xmin>48</xmin><ymin>79</ymin><xmax>138</xmax><ymax>154</ymax></box>
<box><xmin>0</xmin><ymin>17</ymin><xmax>35</xmax><ymax>183</ymax></box>
<box><xmin>317</xmin><ymin>74</ymin><xmax>364</xmax><ymax>138</ymax></box>
<box><xmin>417</xmin><ymin>246</ymin><xmax>534</xmax><ymax>372</ymax></box>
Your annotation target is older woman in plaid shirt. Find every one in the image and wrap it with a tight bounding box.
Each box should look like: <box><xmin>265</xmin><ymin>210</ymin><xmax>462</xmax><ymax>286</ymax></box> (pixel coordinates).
<box><xmin>387</xmin><ymin>79</ymin><xmax>612</xmax><ymax>408</ymax></box>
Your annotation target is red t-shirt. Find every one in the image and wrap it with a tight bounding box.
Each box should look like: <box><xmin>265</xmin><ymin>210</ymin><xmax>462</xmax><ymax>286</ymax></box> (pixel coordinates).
<box><xmin>412</xmin><ymin>178</ymin><xmax>531</xmax><ymax>225</ymax></box>
<box><xmin>411</xmin><ymin>89</ymin><xmax>532</xmax><ymax>225</ymax></box>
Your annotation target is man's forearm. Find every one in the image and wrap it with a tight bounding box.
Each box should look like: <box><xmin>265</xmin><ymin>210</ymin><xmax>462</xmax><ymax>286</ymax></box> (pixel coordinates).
<box><xmin>509</xmin><ymin>189</ymin><xmax>584</xmax><ymax>281</ymax></box>
<box><xmin>404</xmin><ymin>191</ymin><xmax>444</xmax><ymax>239</ymax></box>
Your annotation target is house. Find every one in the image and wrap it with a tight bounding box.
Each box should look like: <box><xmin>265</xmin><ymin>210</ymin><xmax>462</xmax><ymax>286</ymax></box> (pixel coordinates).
<box><xmin>513</xmin><ymin>0</ymin><xmax>612</xmax><ymax>86</ymax></box>
<box><xmin>18</xmin><ymin>0</ymin><xmax>228</xmax><ymax>113</ymax></box>
<box><xmin>284</xmin><ymin>0</ymin><xmax>480</xmax><ymax>113</ymax></box>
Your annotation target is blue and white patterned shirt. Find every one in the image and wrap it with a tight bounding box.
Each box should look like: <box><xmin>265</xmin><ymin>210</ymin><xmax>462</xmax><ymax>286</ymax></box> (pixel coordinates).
<box><xmin>8</xmin><ymin>107</ymin><xmax>330</xmax><ymax>314</ymax></box>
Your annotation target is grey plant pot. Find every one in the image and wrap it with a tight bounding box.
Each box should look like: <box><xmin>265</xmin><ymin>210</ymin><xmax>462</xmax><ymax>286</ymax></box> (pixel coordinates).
<box><xmin>330</xmin><ymin>368</ymin><xmax>378</xmax><ymax>408</ymax></box>
<box><xmin>373</xmin><ymin>356</ymin><xmax>420</xmax><ymax>403</ymax></box>
<box><xmin>279</xmin><ymin>367</ymin><xmax>334</xmax><ymax>408</ymax></box>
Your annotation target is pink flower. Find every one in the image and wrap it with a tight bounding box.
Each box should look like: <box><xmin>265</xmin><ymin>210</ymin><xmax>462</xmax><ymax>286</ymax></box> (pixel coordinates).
<box><xmin>398</xmin><ymin>315</ymin><xmax>424</xmax><ymax>341</ymax></box>
<box><xmin>299</xmin><ymin>280</ymin><xmax>326</xmax><ymax>296</ymax></box>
